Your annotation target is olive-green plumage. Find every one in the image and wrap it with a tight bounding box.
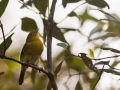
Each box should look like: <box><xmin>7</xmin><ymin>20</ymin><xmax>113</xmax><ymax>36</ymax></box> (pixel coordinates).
<box><xmin>79</xmin><ymin>53</ymin><xmax>98</xmax><ymax>73</ymax></box>
<box><xmin>19</xmin><ymin>31</ymin><xmax>43</xmax><ymax>85</ymax></box>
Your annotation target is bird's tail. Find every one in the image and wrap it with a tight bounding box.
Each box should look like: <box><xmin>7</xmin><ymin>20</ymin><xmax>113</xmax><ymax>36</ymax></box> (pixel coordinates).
<box><xmin>19</xmin><ymin>66</ymin><xmax>26</xmax><ymax>85</ymax></box>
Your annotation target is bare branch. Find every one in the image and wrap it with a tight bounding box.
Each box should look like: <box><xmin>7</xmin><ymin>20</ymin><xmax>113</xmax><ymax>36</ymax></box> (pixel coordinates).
<box><xmin>46</xmin><ymin>0</ymin><xmax>58</xmax><ymax>89</ymax></box>
<box><xmin>92</xmin><ymin>65</ymin><xmax>105</xmax><ymax>90</ymax></box>
<box><xmin>0</xmin><ymin>54</ymin><xmax>48</xmax><ymax>75</ymax></box>
<box><xmin>47</xmin><ymin>0</ymin><xmax>57</xmax><ymax>73</ymax></box>
<box><xmin>93</xmin><ymin>55</ymin><xmax>120</xmax><ymax>60</ymax></box>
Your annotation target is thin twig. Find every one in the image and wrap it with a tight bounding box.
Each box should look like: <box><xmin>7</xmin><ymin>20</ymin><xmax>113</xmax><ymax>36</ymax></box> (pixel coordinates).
<box><xmin>92</xmin><ymin>64</ymin><xmax>105</xmax><ymax>90</ymax></box>
<box><xmin>75</xmin><ymin>53</ymin><xmax>120</xmax><ymax>61</ymax></box>
<box><xmin>0</xmin><ymin>24</ymin><xmax>18</xmax><ymax>39</ymax></box>
<box><xmin>89</xmin><ymin>9</ymin><xmax>120</xmax><ymax>22</ymax></box>
<box><xmin>93</xmin><ymin>55</ymin><xmax>120</xmax><ymax>60</ymax></box>
<box><xmin>108</xmin><ymin>64</ymin><xmax>120</xmax><ymax>70</ymax></box>
<box><xmin>94</xmin><ymin>60</ymin><xmax>120</xmax><ymax>70</ymax></box>
<box><xmin>0</xmin><ymin>54</ymin><xmax>48</xmax><ymax>75</ymax></box>
<box><xmin>17</xmin><ymin>0</ymin><xmax>39</xmax><ymax>14</ymax></box>
<box><xmin>99</xmin><ymin>19</ymin><xmax>120</xmax><ymax>23</ymax></box>
<box><xmin>0</xmin><ymin>21</ymin><xmax>6</xmax><ymax>56</ymax></box>
<box><xmin>58</xmin><ymin>2</ymin><xmax>86</xmax><ymax>24</ymax></box>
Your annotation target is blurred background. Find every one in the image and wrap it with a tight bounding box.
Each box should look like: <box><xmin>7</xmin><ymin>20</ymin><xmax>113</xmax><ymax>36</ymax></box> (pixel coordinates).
<box><xmin>1</xmin><ymin>0</ymin><xmax>120</xmax><ymax>90</ymax></box>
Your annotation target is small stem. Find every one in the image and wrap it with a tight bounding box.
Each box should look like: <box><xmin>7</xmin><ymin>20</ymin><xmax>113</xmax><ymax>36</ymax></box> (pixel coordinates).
<box><xmin>0</xmin><ymin>54</ymin><xmax>48</xmax><ymax>75</ymax></box>
<box><xmin>93</xmin><ymin>55</ymin><xmax>120</xmax><ymax>60</ymax></box>
<box><xmin>99</xmin><ymin>19</ymin><xmax>120</xmax><ymax>23</ymax></box>
<box><xmin>58</xmin><ymin>2</ymin><xmax>86</xmax><ymax>23</ymax></box>
<box><xmin>92</xmin><ymin>65</ymin><xmax>105</xmax><ymax>90</ymax></box>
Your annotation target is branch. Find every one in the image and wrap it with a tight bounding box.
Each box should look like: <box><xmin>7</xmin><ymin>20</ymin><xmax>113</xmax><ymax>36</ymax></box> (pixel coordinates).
<box><xmin>0</xmin><ymin>20</ymin><xmax>6</xmax><ymax>56</ymax></box>
<box><xmin>48</xmin><ymin>0</ymin><xmax>57</xmax><ymax>22</ymax></box>
<box><xmin>58</xmin><ymin>2</ymin><xmax>86</xmax><ymax>23</ymax></box>
<box><xmin>92</xmin><ymin>65</ymin><xmax>105</xmax><ymax>90</ymax></box>
<box><xmin>47</xmin><ymin>0</ymin><xmax>57</xmax><ymax>72</ymax></box>
<box><xmin>93</xmin><ymin>55</ymin><xmax>120</xmax><ymax>60</ymax></box>
<box><xmin>99</xmin><ymin>19</ymin><xmax>120</xmax><ymax>23</ymax></box>
<box><xmin>18</xmin><ymin>0</ymin><xmax>39</xmax><ymax>14</ymax></box>
<box><xmin>46</xmin><ymin>0</ymin><xmax>58</xmax><ymax>90</ymax></box>
<box><xmin>77</xmin><ymin>53</ymin><xmax>120</xmax><ymax>60</ymax></box>
<box><xmin>76</xmin><ymin>53</ymin><xmax>120</xmax><ymax>61</ymax></box>
<box><xmin>0</xmin><ymin>54</ymin><xmax>48</xmax><ymax>75</ymax></box>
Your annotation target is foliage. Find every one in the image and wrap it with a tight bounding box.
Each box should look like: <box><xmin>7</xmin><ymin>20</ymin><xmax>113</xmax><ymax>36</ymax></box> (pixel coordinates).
<box><xmin>0</xmin><ymin>0</ymin><xmax>9</xmax><ymax>17</ymax></box>
<box><xmin>0</xmin><ymin>0</ymin><xmax>120</xmax><ymax>90</ymax></box>
<box><xmin>21</xmin><ymin>17</ymin><xmax>37</xmax><ymax>32</ymax></box>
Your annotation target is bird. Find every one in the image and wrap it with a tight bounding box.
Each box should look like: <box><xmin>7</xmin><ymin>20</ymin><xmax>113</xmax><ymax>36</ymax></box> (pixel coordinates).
<box><xmin>19</xmin><ymin>31</ymin><xmax>43</xmax><ymax>85</ymax></box>
<box><xmin>79</xmin><ymin>53</ymin><xmax>98</xmax><ymax>73</ymax></box>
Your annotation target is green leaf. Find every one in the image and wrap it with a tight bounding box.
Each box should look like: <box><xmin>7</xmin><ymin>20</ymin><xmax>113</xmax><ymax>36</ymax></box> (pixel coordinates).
<box><xmin>98</xmin><ymin>9</ymin><xmax>114</xmax><ymax>18</ymax></box>
<box><xmin>89</xmin><ymin>49</ymin><xmax>94</xmax><ymax>58</ymax></box>
<box><xmin>43</xmin><ymin>20</ymin><xmax>67</xmax><ymax>43</ymax></box>
<box><xmin>53</xmin><ymin>23</ymin><xmax>67</xmax><ymax>42</ymax></box>
<box><xmin>0</xmin><ymin>33</ymin><xmax>14</xmax><ymax>55</ymax></box>
<box><xmin>21</xmin><ymin>17</ymin><xmax>37</xmax><ymax>32</ymax></box>
<box><xmin>106</xmin><ymin>14</ymin><xmax>120</xmax><ymax>35</ymax></box>
<box><xmin>62</xmin><ymin>0</ymin><xmax>80</xmax><ymax>8</ymax></box>
<box><xmin>63</xmin><ymin>29</ymin><xmax>77</xmax><ymax>33</ymax></box>
<box><xmin>33</xmin><ymin>0</ymin><xmax>48</xmax><ymax>15</ymax></box>
<box><xmin>89</xmin><ymin>74</ymin><xmax>101</xmax><ymax>89</ymax></box>
<box><xmin>101</xmin><ymin>47</ymin><xmax>120</xmax><ymax>53</ymax></box>
<box><xmin>0</xmin><ymin>0</ymin><xmax>9</xmax><ymax>17</ymax></box>
<box><xmin>57</xmin><ymin>42</ymin><xmax>68</xmax><ymax>48</ymax></box>
<box><xmin>75</xmin><ymin>81</ymin><xmax>83</xmax><ymax>90</ymax></box>
<box><xmin>54</xmin><ymin>61</ymin><xmax>64</xmax><ymax>76</ymax></box>
<box><xmin>86</xmin><ymin>0</ymin><xmax>109</xmax><ymax>9</ymax></box>
<box><xmin>78</xmin><ymin>9</ymin><xmax>98</xmax><ymax>26</ymax></box>
<box><xmin>68</xmin><ymin>11</ymin><xmax>77</xmax><ymax>17</ymax></box>
<box><xmin>65</xmin><ymin>54</ymin><xmax>88</xmax><ymax>72</ymax></box>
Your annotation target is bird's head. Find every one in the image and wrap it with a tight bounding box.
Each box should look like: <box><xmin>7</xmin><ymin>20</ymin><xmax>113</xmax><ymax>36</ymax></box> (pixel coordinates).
<box><xmin>26</xmin><ymin>31</ymin><xmax>40</xmax><ymax>42</ymax></box>
<box><xmin>78</xmin><ymin>53</ymin><xmax>87</xmax><ymax>57</ymax></box>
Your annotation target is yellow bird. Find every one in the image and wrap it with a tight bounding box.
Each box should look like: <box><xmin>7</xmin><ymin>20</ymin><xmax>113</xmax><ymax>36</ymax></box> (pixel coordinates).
<box><xmin>79</xmin><ymin>53</ymin><xmax>98</xmax><ymax>73</ymax></box>
<box><xmin>19</xmin><ymin>31</ymin><xmax>43</xmax><ymax>85</ymax></box>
